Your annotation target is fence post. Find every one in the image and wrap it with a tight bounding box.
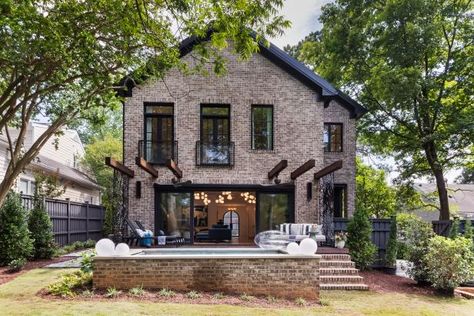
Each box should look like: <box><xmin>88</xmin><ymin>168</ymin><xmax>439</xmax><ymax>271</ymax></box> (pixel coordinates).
<box><xmin>66</xmin><ymin>198</ymin><xmax>71</xmax><ymax>245</ymax></box>
<box><xmin>85</xmin><ymin>201</ymin><xmax>89</xmax><ymax>241</ymax></box>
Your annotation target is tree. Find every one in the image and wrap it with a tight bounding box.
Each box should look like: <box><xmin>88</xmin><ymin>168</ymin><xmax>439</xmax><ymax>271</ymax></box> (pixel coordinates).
<box><xmin>457</xmin><ymin>148</ymin><xmax>474</xmax><ymax>183</ymax></box>
<box><xmin>346</xmin><ymin>207</ymin><xmax>377</xmax><ymax>269</ymax></box>
<box><xmin>81</xmin><ymin>133</ymin><xmax>122</xmax><ymax>235</ymax></box>
<box><xmin>0</xmin><ymin>0</ymin><xmax>290</xmax><ymax>206</ymax></box>
<box><xmin>287</xmin><ymin>0</ymin><xmax>474</xmax><ymax>220</ymax></box>
<box><xmin>28</xmin><ymin>194</ymin><xmax>56</xmax><ymax>259</ymax></box>
<box><xmin>356</xmin><ymin>158</ymin><xmax>423</xmax><ymax>217</ymax></box>
<box><xmin>0</xmin><ymin>192</ymin><xmax>33</xmax><ymax>265</ymax></box>
<box><xmin>385</xmin><ymin>216</ymin><xmax>398</xmax><ymax>267</ymax></box>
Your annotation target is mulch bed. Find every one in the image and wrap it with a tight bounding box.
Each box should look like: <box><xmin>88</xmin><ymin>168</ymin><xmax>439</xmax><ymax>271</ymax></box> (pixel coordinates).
<box><xmin>360</xmin><ymin>269</ymin><xmax>436</xmax><ymax>296</ymax></box>
<box><xmin>0</xmin><ymin>256</ymin><xmax>73</xmax><ymax>286</ymax></box>
<box><xmin>39</xmin><ymin>289</ymin><xmax>319</xmax><ymax>308</ymax></box>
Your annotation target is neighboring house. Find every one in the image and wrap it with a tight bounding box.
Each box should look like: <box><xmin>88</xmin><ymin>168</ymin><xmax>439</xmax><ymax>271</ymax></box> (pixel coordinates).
<box><xmin>118</xmin><ymin>35</ymin><xmax>367</xmax><ymax>243</ymax></box>
<box><xmin>413</xmin><ymin>183</ymin><xmax>474</xmax><ymax>220</ymax></box>
<box><xmin>0</xmin><ymin>122</ymin><xmax>101</xmax><ymax>204</ymax></box>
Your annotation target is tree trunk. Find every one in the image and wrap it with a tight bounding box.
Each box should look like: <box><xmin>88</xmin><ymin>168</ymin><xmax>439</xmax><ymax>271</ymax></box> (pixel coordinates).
<box><xmin>433</xmin><ymin>167</ymin><xmax>450</xmax><ymax>220</ymax></box>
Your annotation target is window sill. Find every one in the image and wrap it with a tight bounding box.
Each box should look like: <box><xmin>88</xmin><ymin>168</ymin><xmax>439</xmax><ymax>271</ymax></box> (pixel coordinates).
<box><xmin>249</xmin><ymin>149</ymin><xmax>277</xmax><ymax>154</ymax></box>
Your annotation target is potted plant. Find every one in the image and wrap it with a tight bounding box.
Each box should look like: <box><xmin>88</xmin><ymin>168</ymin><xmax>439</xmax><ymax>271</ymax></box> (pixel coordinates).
<box><xmin>335</xmin><ymin>231</ymin><xmax>348</xmax><ymax>249</ymax></box>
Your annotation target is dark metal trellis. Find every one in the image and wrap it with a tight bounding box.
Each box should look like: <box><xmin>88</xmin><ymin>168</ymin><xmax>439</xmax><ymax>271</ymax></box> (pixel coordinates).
<box><xmin>110</xmin><ymin>169</ymin><xmax>130</xmax><ymax>241</ymax></box>
<box><xmin>319</xmin><ymin>172</ymin><xmax>335</xmax><ymax>246</ymax></box>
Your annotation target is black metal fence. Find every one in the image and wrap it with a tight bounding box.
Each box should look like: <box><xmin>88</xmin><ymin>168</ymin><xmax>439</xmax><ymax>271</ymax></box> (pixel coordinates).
<box><xmin>21</xmin><ymin>195</ymin><xmax>105</xmax><ymax>246</ymax></box>
<box><xmin>334</xmin><ymin>218</ymin><xmax>393</xmax><ymax>267</ymax></box>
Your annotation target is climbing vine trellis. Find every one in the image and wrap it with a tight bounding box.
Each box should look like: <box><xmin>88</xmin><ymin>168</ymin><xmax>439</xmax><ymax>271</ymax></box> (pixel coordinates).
<box><xmin>319</xmin><ymin>172</ymin><xmax>335</xmax><ymax>245</ymax></box>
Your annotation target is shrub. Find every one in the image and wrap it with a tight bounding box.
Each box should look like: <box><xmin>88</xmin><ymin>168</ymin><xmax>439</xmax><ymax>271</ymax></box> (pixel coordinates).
<box><xmin>347</xmin><ymin>207</ymin><xmax>376</xmax><ymax>269</ymax></box>
<box><xmin>266</xmin><ymin>295</ymin><xmax>277</xmax><ymax>303</ymax></box>
<box><xmin>28</xmin><ymin>195</ymin><xmax>56</xmax><ymax>259</ymax></box>
<box><xmin>80</xmin><ymin>251</ymin><xmax>95</xmax><ymax>273</ymax></box>
<box><xmin>158</xmin><ymin>288</ymin><xmax>176</xmax><ymax>298</ymax></box>
<box><xmin>0</xmin><ymin>192</ymin><xmax>33</xmax><ymax>266</ymax></box>
<box><xmin>8</xmin><ymin>258</ymin><xmax>27</xmax><ymax>272</ymax></box>
<box><xmin>385</xmin><ymin>217</ymin><xmax>398</xmax><ymax>267</ymax></box>
<box><xmin>186</xmin><ymin>290</ymin><xmax>202</xmax><ymax>299</ymax></box>
<box><xmin>464</xmin><ymin>219</ymin><xmax>473</xmax><ymax>240</ymax></box>
<box><xmin>129</xmin><ymin>286</ymin><xmax>145</xmax><ymax>297</ymax></box>
<box><xmin>295</xmin><ymin>297</ymin><xmax>307</xmax><ymax>306</ymax></box>
<box><xmin>424</xmin><ymin>236</ymin><xmax>474</xmax><ymax>294</ymax></box>
<box><xmin>239</xmin><ymin>293</ymin><xmax>254</xmax><ymax>301</ymax></box>
<box><xmin>54</xmin><ymin>239</ymin><xmax>96</xmax><ymax>257</ymax></box>
<box><xmin>396</xmin><ymin>213</ymin><xmax>435</xmax><ymax>283</ymax></box>
<box><xmin>213</xmin><ymin>292</ymin><xmax>225</xmax><ymax>300</ymax></box>
<box><xmin>449</xmin><ymin>217</ymin><xmax>461</xmax><ymax>239</ymax></box>
<box><xmin>48</xmin><ymin>270</ymin><xmax>92</xmax><ymax>297</ymax></box>
<box><xmin>105</xmin><ymin>287</ymin><xmax>122</xmax><ymax>298</ymax></box>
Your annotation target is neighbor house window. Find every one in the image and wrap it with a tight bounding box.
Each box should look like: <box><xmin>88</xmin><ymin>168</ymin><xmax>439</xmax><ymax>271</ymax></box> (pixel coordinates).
<box><xmin>144</xmin><ymin>103</ymin><xmax>174</xmax><ymax>164</ymax></box>
<box><xmin>18</xmin><ymin>178</ymin><xmax>35</xmax><ymax>196</ymax></box>
<box><xmin>251</xmin><ymin>105</ymin><xmax>273</xmax><ymax>150</ymax></box>
<box><xmin>323</xmin><ymin>123</ymin><xmax>343</xmax><ymax>152</ymax></box>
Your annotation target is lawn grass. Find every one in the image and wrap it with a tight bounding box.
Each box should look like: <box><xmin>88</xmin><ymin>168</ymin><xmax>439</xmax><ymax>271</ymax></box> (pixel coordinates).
<box><xmin>0</xmin><ymin>268</ymin><xmax>473</xmax><ymax>316</ymax></box>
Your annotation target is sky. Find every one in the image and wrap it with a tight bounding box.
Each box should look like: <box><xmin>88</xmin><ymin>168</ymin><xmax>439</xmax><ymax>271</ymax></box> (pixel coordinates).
<box><xmin>270</xmin><ymin>0</ymin><xmax>333</xmax><ymax>48</ymax></box>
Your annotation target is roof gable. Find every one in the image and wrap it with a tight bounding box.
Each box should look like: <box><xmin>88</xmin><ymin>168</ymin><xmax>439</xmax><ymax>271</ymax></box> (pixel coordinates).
<box><xmin>118</xmin><ymin>34</ymin><xmax>367</xmax><ymax>119</ymax></box>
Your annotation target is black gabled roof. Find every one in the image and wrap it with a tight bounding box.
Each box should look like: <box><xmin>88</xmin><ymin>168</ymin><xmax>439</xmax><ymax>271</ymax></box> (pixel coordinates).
<box><xmin>118</xmin><ymin>33</ymin><xmax>367</xmax><ymax>119</ymax></box>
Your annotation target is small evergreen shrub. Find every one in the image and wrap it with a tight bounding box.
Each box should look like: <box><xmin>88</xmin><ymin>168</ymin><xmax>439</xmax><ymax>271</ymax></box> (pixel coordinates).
<box><xmin>8</xmin><ymin>258</ymin><xmax>27</xmax><ymax>272</ymax></box>
<box><xmin>129</xmin><ymin>286</ymin><xmax>145</xmax><ymax>297</ymax></box>
<box><xmin>105</xmin><ymin>287</ymin><xmax>121</xmax><ymax>298</ymax></box>
<box><xmin>449</xmin><ymin>217</ymin><xmax>461</xmax><ymax>239</ymax></box>
<box><xmin>213</xmin><ymin>292</ymin><xmax>225</xmax><ymax>300</ymax></box>
<box><xmin>158</xmin><ymin>288</ymin><xmax>176</xmax><ymax>298</ymax></box>
<box><xmin>385</xmin><ymin>217</ymin><xmax>398</xmax><ymax>267</ymax></box>
<box><xmin>464</xmin><ymin>219</ymin><xmax>473</xmax><ymax>240</ymax></box>
<box><xmin>295</xmin><ymin>297</ymin><xmax>307</xmax><ymax>306</ymax></box>
<box><xmin>80</xmin><ymin>251</ymin><xmax>95</xmax><ymax>273</ymax></box>
<box><xmin>0</xmin><ymin>192</ymin><xmax>33</xmax><ymax>266</ymax></box>
<box><xmin>424</xmin><ymin>236</ymin><xmax>474</xmax><ymax>294</ymax></box>
<box><xmin>239</xmin><ymin>293</ymin><xmax>254</xmax><ymax>301</ymax></box>
<box><xmin>28</xmin><ymin>195</ymin><xmax>56</xmax><ymax>259</ymax></box>
<box><xmin>347</xmin><ymin>207</ymin><xmax>376</xmax><ymax>269</ymax></box>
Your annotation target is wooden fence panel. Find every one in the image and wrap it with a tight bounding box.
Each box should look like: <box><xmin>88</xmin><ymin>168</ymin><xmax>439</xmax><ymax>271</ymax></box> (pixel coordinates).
<box><xmin>333</xmin><ymin>218</ymin><xmax>392</xmax><ymax>267</ymax></box>
<box><xmin>21</xmin><ymin>195</ymin><xmax>105</xmax><ymax>246</ymax></box>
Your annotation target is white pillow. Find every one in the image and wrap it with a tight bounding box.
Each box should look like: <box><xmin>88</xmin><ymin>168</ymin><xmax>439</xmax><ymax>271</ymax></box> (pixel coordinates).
<box><xmin>315</xmin><ymin>225</ymin><xmax>323</xmax><ymax>234</ymax></box>
<box><xmin>136</xmin><ymin>228</ymin><xmax>145</xmax><ymax>237</ymax></box>
<box><xmin>290</xmin><ymin>224</ymin><xmax>302</xmax><ymax>235</ymax></box>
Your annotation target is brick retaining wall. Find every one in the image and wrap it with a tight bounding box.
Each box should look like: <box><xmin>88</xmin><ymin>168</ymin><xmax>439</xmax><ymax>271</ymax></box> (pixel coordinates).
<box><xmin>93</xmin><ymin>256</ymin><xmax>320</xmax><ymax>300</ymax></box>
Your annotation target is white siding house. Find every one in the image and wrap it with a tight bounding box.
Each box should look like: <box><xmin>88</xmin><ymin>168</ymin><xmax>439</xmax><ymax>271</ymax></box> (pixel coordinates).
<box><xmin>0</xmin><ymin>122</ymin><xmax>101</xmax><ymax>204</ymax></box>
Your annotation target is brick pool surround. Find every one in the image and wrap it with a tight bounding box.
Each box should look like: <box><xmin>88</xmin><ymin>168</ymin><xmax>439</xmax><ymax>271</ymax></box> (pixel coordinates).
<box><xmin>93</xmin><ymin>248</ymin><xmax>321</xmax><ymax>300</ymax></box>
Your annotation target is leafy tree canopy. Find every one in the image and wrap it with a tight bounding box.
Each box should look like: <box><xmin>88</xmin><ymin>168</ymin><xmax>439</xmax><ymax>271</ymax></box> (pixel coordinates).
<box><xmin>0</xmin><ymin>0</ymin><xmax>290</xmax><ymax>205</ymax></box>
<box><xmin>287</xmin><ymin>0</ymin><xmax>474</xmax><ymax>220</ymax></box>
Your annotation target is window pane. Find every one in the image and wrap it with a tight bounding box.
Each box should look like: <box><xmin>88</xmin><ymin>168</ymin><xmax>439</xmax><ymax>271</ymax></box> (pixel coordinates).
<box><xmin>257</xmin><ymin>193</ymin><xmax>289</xmax><ymax>232</ymax></box>
<box><xmin>202</xmin><ymin>106</ymin><xmax>229</xmax><ymax>116</ymax></box>
<box><xmin>159</xmin><ymin>192</ymin><xmax>192</xmax><ymax>241</ymax></box>
<box><xmin>323</xmin><ymin>123</ymin><xmax>342</xmax><ymax>152</ymax></box>
<box><xmin>252</xmin><ymin>106</ymin><xmax>273</xmax><ymax>150</ymax></box>
<box><xmin>19</xmin><ymin>179</ymin><xmax>28</xmax><ymax>195</ymax></box>
<box><xmin>145</xmin><ymin>105</ymin><xmax>173</xmax><ymax>115</ymax></box>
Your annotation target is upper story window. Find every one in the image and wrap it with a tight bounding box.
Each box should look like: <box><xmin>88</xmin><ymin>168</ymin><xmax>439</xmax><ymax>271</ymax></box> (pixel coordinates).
<box><xmin>251</xmin><ymin>105</ymin><xmax>273</xmax><ymax>150</ymax></box>
<box><xmin>197</xmin><ymin>104</ymin><xmax>233</xmax><ymax>166</ymax></box>
<box><xmin>18</xmin><ymin>178</ymin><xmax>35</xmax><ymax>196</ymax></box>
<box><xmin>324</xmin><ymin>123</ymin><xmax>343</xmax><ymax>152</ymax></box>
<box><xmin>143</xmin><ymin>103</ymin><xmax>175</xmax><ymax>164</ymax></box>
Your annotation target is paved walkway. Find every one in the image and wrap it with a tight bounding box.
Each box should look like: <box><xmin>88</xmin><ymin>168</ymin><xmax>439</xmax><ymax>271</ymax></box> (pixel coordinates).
<box><xmin>45</xmin><ymin>249</ymin><xmax>94</xmax><ymax>268</ymax></box>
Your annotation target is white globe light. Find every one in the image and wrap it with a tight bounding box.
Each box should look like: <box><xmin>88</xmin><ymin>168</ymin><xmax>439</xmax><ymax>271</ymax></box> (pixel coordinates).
<box><xmin>95</xmin><ymin>238</ymin><xmax>115</xmax><ymax>256</ymax></box>
<box><xmin>286</xmin><ymin>242</ymin><xmax>301</xmax><ymax>255</ymax></box>
<box><xmin>115</xmin><ymin>243</ymin><xmax>130</xmax><ymax>256</ymax></box>
<box><xmin>300</xmin><ymin>238</ymin><xmax>318</xmax><ymax>255</ymax></box>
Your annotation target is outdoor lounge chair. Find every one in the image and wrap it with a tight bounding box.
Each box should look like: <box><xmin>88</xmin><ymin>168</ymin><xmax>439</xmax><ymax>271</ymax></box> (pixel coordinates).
<box><xmin>135</xmin><ymin>220</ymin><xmax>186</xmax><ymax>247</ymax></box>
<box><xmin>123</xmin><ymin>218</ymin><xmax>155</xmax><ymax>247</ymax></box>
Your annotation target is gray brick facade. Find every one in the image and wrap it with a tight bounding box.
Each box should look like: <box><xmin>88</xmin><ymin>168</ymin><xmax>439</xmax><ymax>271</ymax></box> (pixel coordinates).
<box><xmin>123</xmin><ymin>46</ymin><xmax>358</xmax><ymax>232</ymax></box>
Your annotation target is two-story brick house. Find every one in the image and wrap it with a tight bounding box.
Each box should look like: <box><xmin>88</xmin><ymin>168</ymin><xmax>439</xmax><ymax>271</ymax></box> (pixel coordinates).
<box><xmin>118</xmin><ymin>35</ymin><xmax>366</xmax><ymax>244</ymax></box>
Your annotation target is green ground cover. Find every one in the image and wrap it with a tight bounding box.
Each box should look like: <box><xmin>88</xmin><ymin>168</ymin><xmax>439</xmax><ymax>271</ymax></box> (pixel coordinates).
<box><xmin>0</xmin><ymin>269</ymin><xmax>473</xmax><ymax>316</ymax></box>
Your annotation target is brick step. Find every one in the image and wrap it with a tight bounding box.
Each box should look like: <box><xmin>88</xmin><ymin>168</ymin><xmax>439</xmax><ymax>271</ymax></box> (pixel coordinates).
<box><xmin>319</xmin><ymin>268</ymin><xmax>360</xmax><ymax>276</ymax></box>
<box><xmin>320</xmin><ymin>254</ymin><xmax>352</xmax><ymax>261</ymax></box>
<box><xmin>320</xmin><ymin>275</ymin><xmax>365</xmax><ymax>284</ymax></box>
<box><xmin>320</xmin><ymin>283</ymin><xmax>369</xmax><ymax>291</ymax></box>
<box><xmin>319</xmin><ymin>260</ymin><xmax>355</xmax><ymax>268</ymax></box>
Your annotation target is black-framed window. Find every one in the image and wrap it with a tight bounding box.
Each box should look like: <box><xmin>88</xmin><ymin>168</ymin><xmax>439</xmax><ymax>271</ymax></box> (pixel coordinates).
<box><xmin>199</xmin><ymin>104</ymin><xmax>231</xmax><ymax>165</ymax></box>
<box><xmin>144</xmin><ymin>103</ymin><xmax>174</xmax><ymax>164</ymax></box>
<box><xmin>334</xmin><ymin>184</ymin><xmax>347</xmax><ymax>218</ymax></box>
<box><xmin>323</xmin><ymin>123</ymin><xmax>343</xmax><ymax>152</ymax></box>
<box><xmin>251</xmin><ymin>105</ymin><xmax>273</xmax><ymax>150</ymax></box>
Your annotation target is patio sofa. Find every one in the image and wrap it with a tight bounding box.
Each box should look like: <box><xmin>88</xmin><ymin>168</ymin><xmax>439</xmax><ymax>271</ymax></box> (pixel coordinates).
<box><xmin>279</xmin><ymin>223</ymin><xmax>326</xmax><ymax>244</ymax></box>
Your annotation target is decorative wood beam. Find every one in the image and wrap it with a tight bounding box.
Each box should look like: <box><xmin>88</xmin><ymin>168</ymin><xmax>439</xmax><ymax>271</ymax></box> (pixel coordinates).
<box><xmin>105</xmin><ymin>157</ymin><xmax>134</xmax><ymax>178</ymax></box>
<box><xmin>290</xmin><ymin>159</ymin><xmax>316</xmax><ymax>180</ymax></box>
<box><xmin>135</xmin><ymin>157</ymin><xmax>158</xmax><ymax>178</ymax></box>
<box><xmin>314</xmin><ymin>160</ymin><xmax>343</xmax><ymax>180</ymax></box>
<box><xmin>166</xmin><ymin>159</ymin><xmax>183</xmax><ymax>179</ymax></box>
<box><xmin>268</xmin><ymin>160</ymin><xmax>288</xmax><ymax>180</ymax></box>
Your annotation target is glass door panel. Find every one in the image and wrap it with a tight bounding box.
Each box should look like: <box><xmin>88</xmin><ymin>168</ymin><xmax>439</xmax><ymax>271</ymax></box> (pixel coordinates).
<box><xmin>257</xmin><ymin>193</ymin><xmax>292</xmax><ymax>232</ymax></box>
<box><xmin>157</xmin><ymin>192</ymin><xmax>192</xmax><ymax>241</ymax></box>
